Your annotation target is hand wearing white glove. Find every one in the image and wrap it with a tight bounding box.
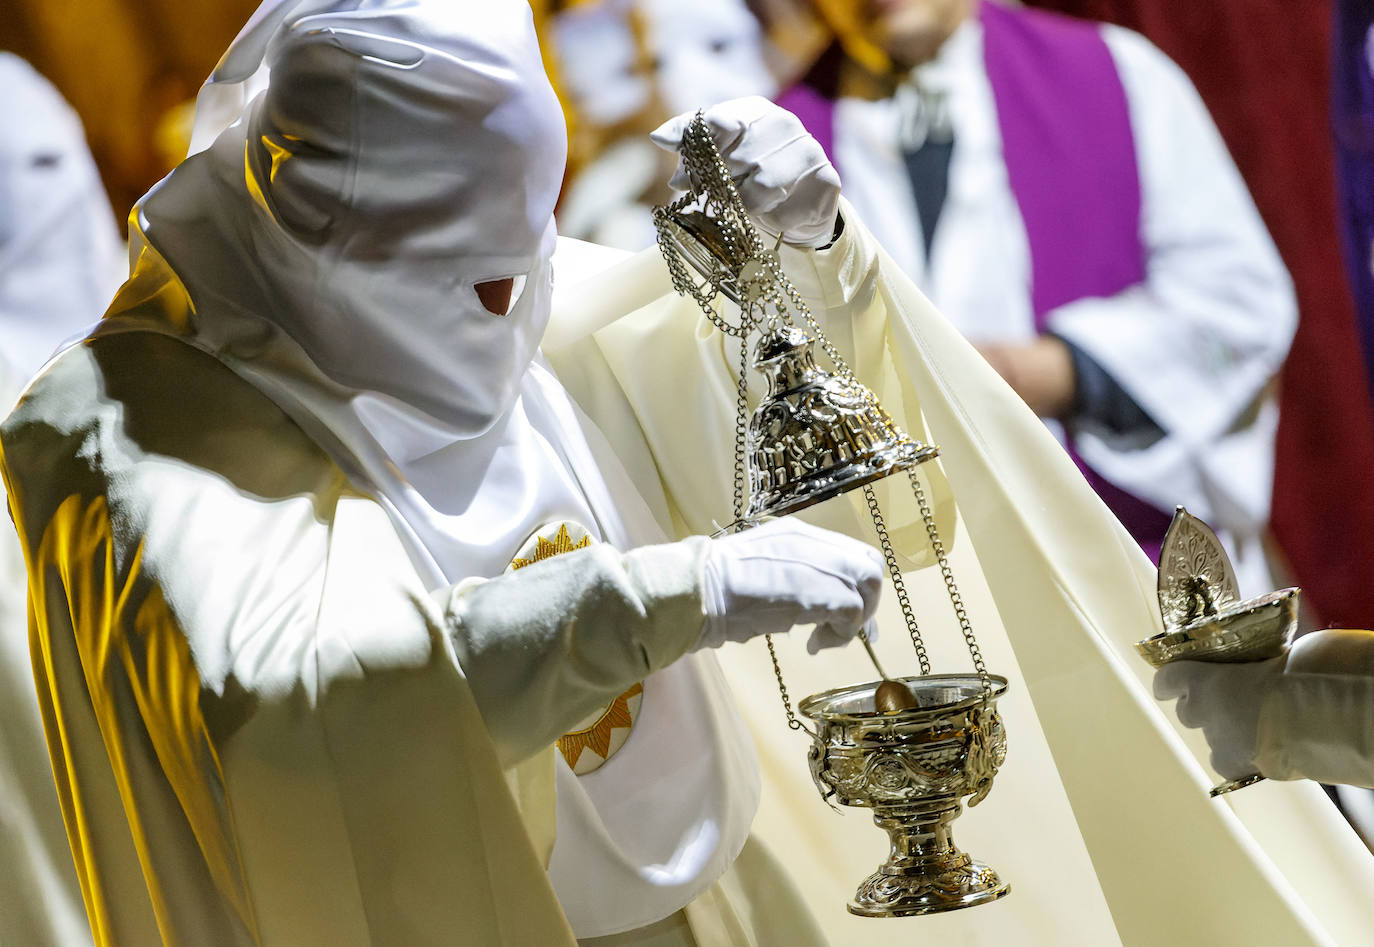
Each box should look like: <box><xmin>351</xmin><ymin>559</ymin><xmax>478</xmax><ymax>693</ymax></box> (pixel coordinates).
<box><xmin>1153</xmin><ymin>654</ymin><xmax>1286</xmax><ymax>781</ymax></box>
<box><xmin>651</xmin><ymin>96</ymin><xmax>842</xmax><ymax>248</ymax></box>
<box><xmin>1154</xmin><ymin>628</ymin><xmax>1374</xmax><ymax>787</ymax></box>
<box><xmin>698</xmin><ymin>518</ymin><xmax>885</xmax><ymax>654</ymax></box>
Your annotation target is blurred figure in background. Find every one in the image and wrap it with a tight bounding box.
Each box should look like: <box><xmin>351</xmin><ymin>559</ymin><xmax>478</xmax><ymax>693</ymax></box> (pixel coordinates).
<box><xmin>0</xmin><ymin>52</ymin><xmax>120</xmax><ymax>946</ymax></box>
<box><xmin>0</xmin><ymin>54</ymin><xmax>125</xmax><ymax>380</ymax></box>
<box><xmin>759</xmin><ymin>0</ymin><xmax>1294</xmax><ymax>594</ymax></box>
<box><xmin>548</xmin><ymin>0</ymin><xmax>778</xmax><ymax>248</ymax></box>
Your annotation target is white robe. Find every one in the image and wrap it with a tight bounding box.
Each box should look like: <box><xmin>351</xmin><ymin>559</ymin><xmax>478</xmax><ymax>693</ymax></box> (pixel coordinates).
<box><xmin>14</xmin><ymin>5</ymin><xmax>821</xmax><ymax>940</ymax></box>
<box><xmin>833</xmin><ymin>19</ymin><xmax>1296</xmax><ymax>596</ymax></box>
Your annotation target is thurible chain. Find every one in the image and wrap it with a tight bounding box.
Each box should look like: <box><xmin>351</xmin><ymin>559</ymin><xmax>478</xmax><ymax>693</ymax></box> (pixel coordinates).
<box><xmin>909</xmin><ymin>469</ymin><xmax>991</xmax><ymax>692</ymax></box>
<box><xmin>732</xmin><ymin>333</ymin><xmax>751</xmax><ymax>527</ymax></box>
<box><xmin>656</xmin><ymin>110</ymin><xmax>998</xmax><ymax>723</ymax></box>
<box><xmin>863</xmin><ymin>483</ymin><xmax>932</xmax><ymax>675</ymax></box>
<box><xmin>764</xmin><ymin>633</ymin><xmax>804</xmax><ymax>731</ymax></box>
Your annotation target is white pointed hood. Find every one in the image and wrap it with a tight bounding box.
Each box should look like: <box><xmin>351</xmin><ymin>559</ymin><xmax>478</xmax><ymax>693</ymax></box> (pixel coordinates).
<box><xmin>124</xmin><ymin>0</ymin><xmax>565</xmax><ymax>448</ymax></box>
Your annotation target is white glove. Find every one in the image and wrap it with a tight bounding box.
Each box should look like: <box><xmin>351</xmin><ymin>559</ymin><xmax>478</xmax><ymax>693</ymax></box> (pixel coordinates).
<box><xmin>698</xmin><ymin>518</ymin><xmax>884</xmax><ymax>654</ymax></box>
<box><xmin>651</xmin><ymin>96</ymin><xmax>842</xmax><ymax>248</ymax></box>
<box><xmin>1153</xmin><ymin>655</ymin><xmax>1287</xmax><ymax>780</ymax></box>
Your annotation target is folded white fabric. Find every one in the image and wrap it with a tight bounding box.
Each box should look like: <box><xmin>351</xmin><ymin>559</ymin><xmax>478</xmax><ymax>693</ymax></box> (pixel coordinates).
<box><xmin>651</xmin><ymin>96</ymin><xmax>842</xmax><ymax>248</ymax></box>
<box><xmin>699</xmin><ymin>518</ymin><xmax>884</xmax><ymax>653</ymax></box>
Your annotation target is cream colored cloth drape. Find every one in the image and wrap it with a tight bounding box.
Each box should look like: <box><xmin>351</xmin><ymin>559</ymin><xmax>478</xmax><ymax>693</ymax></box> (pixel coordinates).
<box><xmin>546</xmin><ymin>202</ymin><xmax>1374</xmax><ymax>945</ymax></box>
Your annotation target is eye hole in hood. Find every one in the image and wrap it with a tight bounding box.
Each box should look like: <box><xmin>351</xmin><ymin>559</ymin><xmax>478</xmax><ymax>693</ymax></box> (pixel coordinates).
<box><xmin>137</xmin><ymin>0</ymin><xmax>568</xmax><ymax>439</ymax></box>
<box><xmin>476</xmin><ymin>275</ymin><xmax>524</xmax><ymax>315</ymax></box>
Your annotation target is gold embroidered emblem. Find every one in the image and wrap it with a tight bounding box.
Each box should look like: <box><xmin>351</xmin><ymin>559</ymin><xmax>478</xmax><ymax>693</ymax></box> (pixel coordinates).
<box><xmin>508</xmin><ymin>522</ymin><xmax>643</xmax><ymax>775</ymax></box>
<box><xmin>510</xmin><ymin>523</ymin><xmax>591</xmax><ymax>569</ymax></box>
<box><xmin>558</xmin><ymin>682</ymin><xmax>644</xmax><ymax>769</ymax></box>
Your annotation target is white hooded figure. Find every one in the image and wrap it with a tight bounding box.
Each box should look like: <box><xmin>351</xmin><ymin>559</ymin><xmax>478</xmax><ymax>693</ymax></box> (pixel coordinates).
<box><xmin>0</xmin><ymin>54</ymin><xmax>125</xmax><ymax>380</ymax></box>
<box><xmin>0</xmin><ymin>1</ymin><xmax>885</xmax><ymax>944</ymax></box>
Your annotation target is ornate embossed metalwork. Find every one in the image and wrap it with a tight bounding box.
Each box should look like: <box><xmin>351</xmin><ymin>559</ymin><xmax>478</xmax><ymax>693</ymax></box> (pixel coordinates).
<box><xmin>1137</xmin><ymin>508</ymin><xmax>1298</xmax><ymax>672</ymax></box>
<box><xmin>655</xmin><ymin>111</ymin><xmax>1008</xmax><ymax>913</ymax></box>
<box><xmin>651</xmin><ymin>110</ymin><xmax>989</xmax><ymax>693</ymax></box>
<box><xmin>653</xmin><ymin>121</ymin><xmax>939</xmax><ymax>531</ymax></box>
<box><xmin>1135</xmin><ymin>506</ymin><xmax>1301</xmax><ymax>795</ymax></box>
<box><xmin>746</xmin><ymin>327</ymin><xmax>935</xmax><ymax>519</ymax></box>
<box><xmin>852</xmin><ymin>857</ymin><xmax>1006</xmax><ymax>918</ymax></box>
<box><xmin>964</xmin><ymin>704</ymin><xmax>1005</xmax><ymax>807</ymax></box>
<box><xmin>801</xmin><ymin>675</ymin><xmax>1010</xmax><ymax>916</ymax></box>
<box><xmin>1157</xmin><ymin>507</ymin><xmax>1240</xmax><ymax>631</ymax></box>
<box><xmin>1136</xmin><ymin>588</ymin><xmax>1297</xmax><ymax>669</ymax></box>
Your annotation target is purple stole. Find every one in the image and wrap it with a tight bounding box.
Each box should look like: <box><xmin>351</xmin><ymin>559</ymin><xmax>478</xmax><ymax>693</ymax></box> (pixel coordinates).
<box><xmin>778</xmin><ymin>1</ymin><xmax>1172</xmax><ymax>557</ymax></box>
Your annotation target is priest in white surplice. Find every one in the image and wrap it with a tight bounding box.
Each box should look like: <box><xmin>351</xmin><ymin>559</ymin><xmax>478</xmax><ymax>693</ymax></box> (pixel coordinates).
<box><xmin>776</xmin><ymin>0</ymin><xmax>1294</xmax><ymax>595</ymax></box>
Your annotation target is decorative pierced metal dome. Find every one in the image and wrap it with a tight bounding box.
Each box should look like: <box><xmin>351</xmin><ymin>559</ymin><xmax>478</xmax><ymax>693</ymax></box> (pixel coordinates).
<box><xmin>746</xmin><ymin>327</ymin><xmax>936</xmax><ymax>520</ymax></box>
